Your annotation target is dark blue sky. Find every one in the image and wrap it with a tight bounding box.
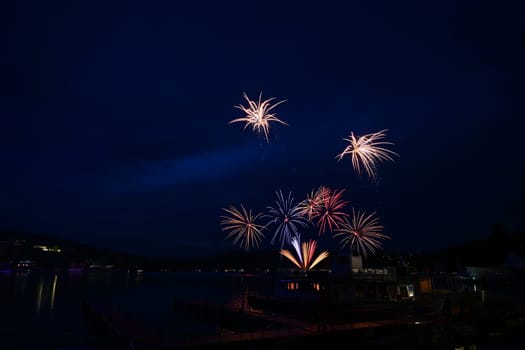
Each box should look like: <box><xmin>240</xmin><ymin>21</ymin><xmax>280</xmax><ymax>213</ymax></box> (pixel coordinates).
<box><xmin>1</xmin><ymin>0</ymin><xmax>524</xmax><ymax>258</ymax></box>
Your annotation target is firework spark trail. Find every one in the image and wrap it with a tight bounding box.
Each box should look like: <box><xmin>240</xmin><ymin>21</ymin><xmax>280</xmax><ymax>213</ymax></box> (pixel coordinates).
<box><xmin>219</xmin><ymin>204</ymin><xmax>266</xmax><ymax>252</ymax></box>
<box><xmin>333</xmin><ymin>208</ymin><xmax>390</xmax><ymax>259</ymax></box>
<box><xmin>280</xmin><ymin>236</ymin><xmax>329</xmax><ymax>272</ymax></box>
<box><xmin>336</xmin><ymin>129</ymin><xmax>399</xmax><ymax>180</ymax></box>
<box><xmin>314</xmin><ymin>187</ymin><xmax>349</xmax><ymax>235</ymax></box>
<box><xmin>229</xmin><ymin>92</ymin><xmax>288</xmax><ymax>143</ymax></box>
<box><xmin>297</xmin><ymin>185</ymin><xmax>331</xmax><ymax>221</ymax></box>
<box><xmin>265</xmin><ymin>190</ymin><xmax>309</xmax><ymax>249</ymax></box>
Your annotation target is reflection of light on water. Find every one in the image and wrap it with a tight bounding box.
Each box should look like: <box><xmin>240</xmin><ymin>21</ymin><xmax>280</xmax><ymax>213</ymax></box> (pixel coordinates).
<box><xmin>135</xmin><ymin>272</ymin><xmax>143</xmax><ymax>283</ymax></box>
<box><xmin>50</xmin><ymin>274</ymin><xmax>57</xmax><ymax>311</ymax></box>
<box><xmin>36</xmin><ymin>278</ymin><xmax>43</xmax><ymax>313</ymax></box>
<box><xmin>14</xmin><ymin>271</ymin><xmax>29</xmax><ymax>295</ymax></box>
<box><xmin>35</xmin><ymin>274</ymin><xmax>59</xmax><ymax>314</ymax></box>
<box><xmin>125</xmin><ymin>269</ymin><xmax>144</xmax><ymax>286</ymax></box>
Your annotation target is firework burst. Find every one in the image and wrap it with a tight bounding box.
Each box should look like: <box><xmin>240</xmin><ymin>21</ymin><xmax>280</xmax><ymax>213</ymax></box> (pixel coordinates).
<box><xmin>265</xmin><ymin>190</ymin><xmax>309</xmax><ymax>249</ymax></box>
<box><xmin>314</xmin><ymin>187</ymin><xmax>349</xmax><ymax>235</ymax></box>
<box><xmin>336</xmin><ymin>129</ymin><xmax>399</xmax><ymax>180</ymax></box>
<box><xmin>229</xmin><ymin>92</ymin><xmax>288</xmax><ymax>142</ymax></box>
<box><xmin>280</xmin><ymin>236</ymin><xmax>329</xmax><ymax>272</ymax></box>
<box><xmin>219</xmin><ymin>204</ymin><xmax>266</xmax><ymax>252</ymax></box>
<box><xmin>297</xmin><ymin>185</ymin><xmax>331</xmax><ymax>221</ymax></box>
<box><xmin>333</xmin><ymin>208</ymin><xmax>390</xmax><ymax>259</ymax></box>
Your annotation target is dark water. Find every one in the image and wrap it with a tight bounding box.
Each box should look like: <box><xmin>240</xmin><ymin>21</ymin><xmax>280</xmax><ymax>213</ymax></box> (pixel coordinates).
<box><xmin>0</xmin><ymin>269</ymin><xmax>271</xmax><ymax>350</ymax></box>
<box><xmin>1</xmin><ymin>269</ymin><xmax>524</xmax><ymax>350</ymax></box>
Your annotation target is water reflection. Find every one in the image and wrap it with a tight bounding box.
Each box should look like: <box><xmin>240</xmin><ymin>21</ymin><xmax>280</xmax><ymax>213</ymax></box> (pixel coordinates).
<box><xmin>0</xmin><ymin>269</ymin><xmax>149</xmax><ymax>350</ymax></box>
<box><xmin>1</xmin><ymin>271</ymin><xmax>523</xmax><ymax>350</ymax></box>
<box><xmin>35</xmin><ymin>274</ymin><xmax>58</xmax><ymax>314</ymax></box>
<box><xmin>13</xmin><ymin>270</ymin><xmax>29</xmax><ymax>297</ymax></box>
<box><xmin>1</xmin><ymin>269</ymin><xmax>149</xmax><ymax>319</ymax></box>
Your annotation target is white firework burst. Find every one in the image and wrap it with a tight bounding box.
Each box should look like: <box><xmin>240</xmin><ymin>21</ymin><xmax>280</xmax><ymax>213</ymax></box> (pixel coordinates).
<box><xmin>336</xmin><ymin>129</ymin><xmax>398</xmax><ymax>180</ymax></box>
<box><xmin>265</xmin><ymin>190</ymin><xmax>309</xmax><ymax>249</ymax></box>
<box><xmin>229</xmin><ymin>92</ymin><xmax>288</xmax><ymax>142</ymax></box>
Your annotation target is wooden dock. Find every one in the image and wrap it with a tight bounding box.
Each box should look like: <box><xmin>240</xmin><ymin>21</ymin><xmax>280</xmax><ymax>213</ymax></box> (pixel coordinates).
<box><xmin>82</xmin><ymin>297</ymin><xmax>486</xmax><ymax>350</ymax></box>
<box><xmin>166</xmin><ymin>297</ymin><xmax>441</xmax><ymax>349</ymax></box>
<box><xmin>83</xmin><ymin>300</ymin><xmax>428</xmax><ymax>350</ymax></box>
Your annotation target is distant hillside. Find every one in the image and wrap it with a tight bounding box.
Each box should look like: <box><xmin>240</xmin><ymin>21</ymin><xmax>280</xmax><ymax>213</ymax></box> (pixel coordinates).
<box><xmin>0</xmin><ymin>229</ymin><xmax>79</xmax><ymax>246</ymax></box>
<box><xmin>1</xmin><ymin>224</ymin><xmax>523</xmax><ymax>272</ymax></box>
<box><xmin>0</xmin><ymin>229</ymin><xmax>152</xmax><ymax>269</ymax></box>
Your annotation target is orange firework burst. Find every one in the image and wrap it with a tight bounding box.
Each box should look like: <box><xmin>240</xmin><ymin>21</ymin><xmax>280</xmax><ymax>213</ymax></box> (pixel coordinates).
<box><xmin>220</xmin><ymin>204</ymin><xmax>266</xmax><ymax>252</ymax></box>
<box><xmin>280</xmin><ymin>236</ymin><xmax>329</xmax><ymax>272</ymax></box>
<box><xmin>229</xmin><ymin>92</ymin><xmax>288</xmax><ymax>142</ymax></box>
<box><xmin>333</xmin><ymin>208</ymin><xmax>390</xmax><ymax>259</ymax></box>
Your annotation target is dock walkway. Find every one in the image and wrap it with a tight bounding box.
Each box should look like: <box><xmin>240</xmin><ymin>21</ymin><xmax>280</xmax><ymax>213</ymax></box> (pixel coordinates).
<box><xmin>82</xmin><ymin>297</ymin><xmax>524</xmax><ymax>350</ymax></box>
<box><xmin>83</xmin><ymin>298</ymin><xmax>429</xmax><ymax>349</ymax></box>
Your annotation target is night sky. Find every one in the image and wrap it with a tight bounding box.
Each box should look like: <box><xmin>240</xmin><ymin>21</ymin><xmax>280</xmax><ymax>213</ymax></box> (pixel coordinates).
<box><xmin>1</xmin><ymin>1</ymin><xmax>524</xmax><ymax>258</ymax></box>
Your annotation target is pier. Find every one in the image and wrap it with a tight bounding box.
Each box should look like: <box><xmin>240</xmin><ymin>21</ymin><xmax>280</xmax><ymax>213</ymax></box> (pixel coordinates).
<box><xmin>82</xmin><ymin>297</ymin><xmax>443</xmax><ymax>349</ymax></box>
<box><xmin>81</xmin><ymin>295</ymin><xmax>525</xmax><ymax>350</ymax></box>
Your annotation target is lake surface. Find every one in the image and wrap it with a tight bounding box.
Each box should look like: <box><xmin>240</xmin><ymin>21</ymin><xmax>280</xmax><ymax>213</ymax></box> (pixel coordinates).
<box><xmin>1</xmin><ymin>268</ymin><xmax>524</xmax><ymax>350</ymax></box>
<box><xmin>0</xmin><ymin>269</ymin><xmax>272</xmax><ymax>350</ymax></box>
